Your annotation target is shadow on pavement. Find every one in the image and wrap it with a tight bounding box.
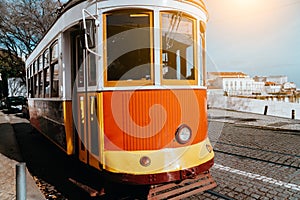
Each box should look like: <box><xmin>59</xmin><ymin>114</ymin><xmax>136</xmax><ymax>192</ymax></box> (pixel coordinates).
<box><xmin>0</xmin><ymin>123</ymin><xmax>23</xmax><ymax>162</ymax></box>
<box><xmin>12</xmin><ymin>122</ymin><xmax>100</xmax><ymax>200</ymax></box>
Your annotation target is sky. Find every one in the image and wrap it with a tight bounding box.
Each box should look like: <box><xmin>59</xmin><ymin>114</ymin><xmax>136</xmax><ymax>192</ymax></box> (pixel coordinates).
<box><xmin>203</xmin><ymin>0</ymin><xmax>300</xmax><ymax>87</ymax></box>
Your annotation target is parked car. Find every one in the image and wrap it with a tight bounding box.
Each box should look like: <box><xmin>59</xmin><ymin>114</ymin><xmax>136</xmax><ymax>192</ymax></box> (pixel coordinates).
<box><xmin>2</xmin><ymin>96</ymin><xmax>27</xmax><ymax>113</ymax></box>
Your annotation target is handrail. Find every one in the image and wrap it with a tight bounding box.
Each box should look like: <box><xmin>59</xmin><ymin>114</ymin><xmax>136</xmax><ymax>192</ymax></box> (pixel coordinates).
<box><xmin>82</xmin><ymin>8</ymin><xmax>101</xmax><ymax>57</ymax></box>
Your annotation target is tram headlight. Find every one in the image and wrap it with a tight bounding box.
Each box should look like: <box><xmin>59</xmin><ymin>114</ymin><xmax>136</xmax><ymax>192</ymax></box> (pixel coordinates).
<box><xmin>175</xmin><ymin>125</ymin><xmax>192</xmax><ymax>144</ymax></box>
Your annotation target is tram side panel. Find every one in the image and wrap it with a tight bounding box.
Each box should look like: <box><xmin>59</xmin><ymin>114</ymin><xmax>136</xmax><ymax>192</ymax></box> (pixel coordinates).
<box><xmin>28</xmin><ymin>99</ymin><xmax>74</xmax><ymax>155</ymax></box>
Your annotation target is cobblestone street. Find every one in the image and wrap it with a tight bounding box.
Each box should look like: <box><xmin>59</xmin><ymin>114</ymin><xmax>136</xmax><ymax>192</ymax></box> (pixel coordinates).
<box><xmin>1</xmin><ymin>109</ymin><xmax>300</xmax><ymax>200</ymax></box>
<box><xmin>195</xmin><ymin>109</ymin><xmax>300</xmax><ymax>200</ymax></box>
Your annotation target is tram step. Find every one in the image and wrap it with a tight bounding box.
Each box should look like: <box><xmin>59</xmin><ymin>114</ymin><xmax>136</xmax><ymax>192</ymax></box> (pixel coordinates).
<box><xmin>147</xmin><ymin>171</ymin><xmax>217</xmax><ymax>200</ymax></box>
<box><xmin>68</xmin><ymin>178</ymin><xmax>105</xmax><ymax>197</ymax></box>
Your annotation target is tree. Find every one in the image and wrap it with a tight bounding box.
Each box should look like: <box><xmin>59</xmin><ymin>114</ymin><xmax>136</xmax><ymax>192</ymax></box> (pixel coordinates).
<box><xmin>0</xmin><ymin>49</ymin><xmax>25</xmax><ymax>98</ymax></box>
<box><xmin>0</xmin><ymin>0</ymin><xmax>60</xmax><ymax>56</ymax></box>
<box><xmin>0</xmin><ymin>0</ymin><xmax>61</xmax><ymax>97</ymax></box>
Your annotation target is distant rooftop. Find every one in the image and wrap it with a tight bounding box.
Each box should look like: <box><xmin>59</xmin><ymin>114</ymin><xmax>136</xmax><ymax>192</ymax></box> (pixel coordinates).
<box><xmin>208</xmin><ymin>72</ymin><xmax>249</xmax><ymax>78</ymax></box>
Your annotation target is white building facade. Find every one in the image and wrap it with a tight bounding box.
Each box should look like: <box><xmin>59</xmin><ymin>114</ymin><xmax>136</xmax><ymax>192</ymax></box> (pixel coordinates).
<box><xmin>223</xmin><ymin>78</ymin><xmax>265</xmax><ymax>96</ymax></box>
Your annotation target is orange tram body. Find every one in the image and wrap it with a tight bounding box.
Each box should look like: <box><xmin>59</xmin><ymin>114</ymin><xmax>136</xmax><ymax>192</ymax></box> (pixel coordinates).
<box><xmin>25</xmin><ymin>0</ymin><xmax>215</xmax><ymax>194</ymax></box>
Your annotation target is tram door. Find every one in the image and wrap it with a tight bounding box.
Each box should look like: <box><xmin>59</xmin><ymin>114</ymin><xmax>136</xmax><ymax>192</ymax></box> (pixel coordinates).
<box><xmin>72</xmin><ymin>29</ymin><xmax>101</xmax><ymax>170</ymax></box>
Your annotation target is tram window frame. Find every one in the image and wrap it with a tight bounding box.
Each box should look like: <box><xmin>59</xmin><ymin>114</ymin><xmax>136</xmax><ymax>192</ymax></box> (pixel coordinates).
<box><xmin>199</xmin><ymin>20</ymin><xmax>205</xmax><ymax>86</ymax></box>
<box><xmin>160</xmin><ymin>12</ymin><xmax>198</xmax><ymax>86</ymax></box>
<box><xmin>103</xmin><ymin>9</ymin><xmax>154</xmax><ymax>87</ymax></box>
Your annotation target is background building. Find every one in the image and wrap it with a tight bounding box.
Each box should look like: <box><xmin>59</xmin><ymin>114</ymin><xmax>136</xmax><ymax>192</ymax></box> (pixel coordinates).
<box><xmin>208</xmin><ymin>72</ymin><xmax>297</xmax><ymax>96</ymax></box>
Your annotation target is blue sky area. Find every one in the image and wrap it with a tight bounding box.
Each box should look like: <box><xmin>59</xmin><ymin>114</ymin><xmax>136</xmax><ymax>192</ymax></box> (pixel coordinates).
<box><xmin>204</xmin><ymin>0</ymin><xmax>300</xmax><ymax>87</ymax></box>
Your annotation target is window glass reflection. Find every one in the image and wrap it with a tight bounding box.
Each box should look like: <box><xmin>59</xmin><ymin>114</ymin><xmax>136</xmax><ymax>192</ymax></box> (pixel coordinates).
<box><xmin>161</xmin><ymin>13</ymin><xmax>196</xmax><ymax>81</ymax></box>
<box><xmin>106</xmin><ymin>10</ymin><xmax>152</xmax><ymax>82</ymax></box>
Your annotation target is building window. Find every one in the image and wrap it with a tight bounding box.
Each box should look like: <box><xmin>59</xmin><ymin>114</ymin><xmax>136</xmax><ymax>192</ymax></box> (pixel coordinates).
<box><xmin>161</xmin><ymin>12</ymin><xmax>197</xmax><ymax>84</ymax></box>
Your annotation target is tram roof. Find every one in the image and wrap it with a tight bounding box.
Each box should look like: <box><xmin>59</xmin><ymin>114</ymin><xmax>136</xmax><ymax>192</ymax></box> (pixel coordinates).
<box><xmin>26</xmin><ymin>0</ymin><xmax>208</xmax><ymax>64</ymax></box>
<box><xmin>60</xmin><ymin>0</ymin><xmax>208</xmax><ymax>16</ymax></box>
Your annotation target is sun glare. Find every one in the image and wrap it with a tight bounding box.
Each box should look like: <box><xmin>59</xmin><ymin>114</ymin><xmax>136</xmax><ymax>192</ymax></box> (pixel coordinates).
<box><xmin>233</xmin><ymin>0</ymin><xmax>260</xmax><ymax>7</ymax></box>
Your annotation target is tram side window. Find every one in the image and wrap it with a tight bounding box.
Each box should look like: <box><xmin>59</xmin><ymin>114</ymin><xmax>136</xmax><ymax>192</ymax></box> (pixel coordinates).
<box><xmin>161</xmin><ymin>12</ymin><xmax>196</xmax><ymax>83</ymax></box>
<box><xmin>38</xmin><ymin>55</ymin><xmax>43</xmax><ymax>97</ymax></box>
<box><xmin>43</xmin><ymin>49</ymin><xmax>49</xmax><ymax>66</ymax></box>
<box><xmin>76</xmin><ymin>35</ymin><xmax>84</xmax><ymax>87</ymax></box>
<box><xmin>105</xmin><ymin>10</ymin><xmax>153</xmax><ymax>84</ymax></box>
<box><xmin>34</xmin><ymin>74</ymin><xmax>38</xmax><ymax>97</ymax></box>
<box><xmin>38</xmin><ymin>71</ymin><xmax>43</xmax><ymax>97</ymax></box>
<box><xmin>27</xmin><ymin>67</ymin><xmax>31</xmax><ymax>97</ymax></box>
<box><xmin>33</xmin><ymin>61</ymin><xmax>36</xmax><ymax>75</ymax></box>
<box><xmin>51</xmin><ymin>42</ymin><xmax>59</xmax><ymax>61</ymax></box>
<box><xmin>50</xmin><ymin>42</ymin><xmax>60</xmax><ymax>97</ymax></box>
<box><xmin>29</xmin><ymin>65</ymin><xmax>34</xmax><ymax>98</ymax></box>
<box><xmin>51</xmin><ymin>63</ymin><xmax>59</xmax><ymax>97</ymax></box>
<box><xmin>88</xmin><ymin>51</ymin><xmax>96</xmax><ymax>86</ymax></box>
<box><xmin>38</xmin><ymin>56</ymin><xmax>42</xmax><ymax>70</ymax></box>
<box><xmin>45</xmin><ymin>67</ymin><xmax>50</xmax><ymax>97</ymax></box>
<box><xmin>43</xmin><ymin>49</ymin><xmax>50</xmax><ymax>97</ymax></box>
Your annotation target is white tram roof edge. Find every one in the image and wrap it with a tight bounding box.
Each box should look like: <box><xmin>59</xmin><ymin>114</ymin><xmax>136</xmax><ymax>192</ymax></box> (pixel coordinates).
<box><xmin>25</xmin><ymin>0</ymin><xmax>208</xmax><ymax>67</ymax></box>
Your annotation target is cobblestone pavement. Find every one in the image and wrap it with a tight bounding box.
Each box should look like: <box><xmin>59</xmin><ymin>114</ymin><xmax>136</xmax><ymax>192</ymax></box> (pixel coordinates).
<box><xmin>191</xmin><ymin>108</ymin><xmax>300</xmax><ymax>200</ymax></box>
<box><xmin>0</xmin><ymin>153</ymin><xmax>17</xmax><ymax>200</ymax></box>
<box><xmin>1</xmin><ymin>109</ymin><xmax>300</xmax><ymax>200</ymax></box>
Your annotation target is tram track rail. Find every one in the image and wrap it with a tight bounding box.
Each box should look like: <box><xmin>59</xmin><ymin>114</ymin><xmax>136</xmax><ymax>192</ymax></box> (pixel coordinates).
<box><xmin>204</xmin><ymin>190</ymin><xmax>235</xmax><ymax>200</ymax></box>
<box><xmin>208</xmin><ymin>119</ymin><xmax>300</xmax><ymax>136</ymax></box>
<box><xmin>214</xmin><ymin>149</ymin><xmax>300</xmax><ymax>170</ymax></box>
<box><xmin>212</xmin><ymin>140</ymin><xmax>300</xmax><ymax>158</ymax></box>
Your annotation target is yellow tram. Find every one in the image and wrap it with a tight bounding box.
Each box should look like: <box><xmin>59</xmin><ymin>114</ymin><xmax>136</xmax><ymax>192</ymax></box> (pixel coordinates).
<box><xmin>25</xmin><ymin>0</ymin><xmax>215</xmax><ymax>197</ymax></box>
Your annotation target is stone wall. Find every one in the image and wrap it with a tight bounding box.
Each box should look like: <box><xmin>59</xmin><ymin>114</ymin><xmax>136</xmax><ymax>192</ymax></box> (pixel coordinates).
<box><xmin>207</xmin><ymin>91</ymin><xmax>300</xmax><ymax>120</ymax></box>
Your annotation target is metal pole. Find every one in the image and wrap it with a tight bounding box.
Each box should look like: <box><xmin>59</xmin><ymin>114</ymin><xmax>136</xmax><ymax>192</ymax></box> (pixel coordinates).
<box><xmin>292</xmin><ymin>110</ymin><xmax>295</xmax><ymax>120</ymax></box>
<box><xmin>264</xmin><ymin>106</ymin><xmax>268</xmax><ymax>115</ymax></box>
<box><xmin>16</xmin><ymin>163</ymin><xmax>26</xmax><ymax>200</ymax></box>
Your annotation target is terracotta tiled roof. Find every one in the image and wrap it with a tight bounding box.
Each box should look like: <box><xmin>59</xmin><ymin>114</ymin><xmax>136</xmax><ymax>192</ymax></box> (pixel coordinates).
<box><xmin>265</xmin><ymin>81</ymin><xmax>277</xmax><ymax>86</ymax></box>
<box><xmin>208</xmin><ymin>72</ymin><xmax>248</xmax><ymax>78</ymax></box>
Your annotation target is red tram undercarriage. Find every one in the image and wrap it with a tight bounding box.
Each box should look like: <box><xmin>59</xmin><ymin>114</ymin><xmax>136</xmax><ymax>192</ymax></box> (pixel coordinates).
<box><xmin>71</xmin><ymin>158</ymin><xmax>216</xmax><ymax>199</ymax></box>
